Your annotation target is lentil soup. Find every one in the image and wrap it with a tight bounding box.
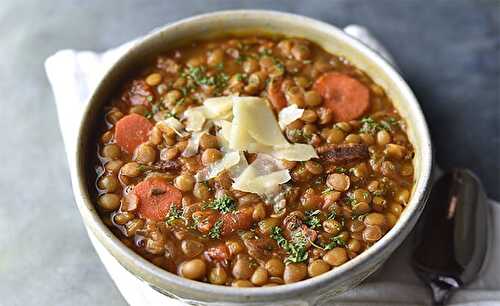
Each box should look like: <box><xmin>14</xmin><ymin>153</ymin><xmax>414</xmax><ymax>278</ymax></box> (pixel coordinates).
<box><xmin>93</xmin><ymin>36</ymin><xmax>415</xmax><ymax>287</ymax></box>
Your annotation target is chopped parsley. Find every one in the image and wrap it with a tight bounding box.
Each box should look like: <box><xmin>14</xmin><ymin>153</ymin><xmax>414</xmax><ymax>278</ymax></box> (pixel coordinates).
<box><xmin>270</xmin><ymin>226</ymin><xmax>308</xmax><ymax>263</ymax></box>
<box><xmin>305</xmin><ymin>210</ymin><xmax>322</xmax><ymax>230</ymax></box>
<box><xmin>360</xmin><ymin>116</ymin><xmax>398</xmax><ymax>134</ymax></box>
<box><xmin>208</xmin><ymin>220</ymin><xmax>223</xmax><ymax>239</ymax></box>
<box><xmin>145</xmin><ymin>102</ymin><xmax>162</xmax><ymax>119</ymax></box>
<box><xmin>165</xmin><ymin>206</ymin><xmax>183</xmax><ymax>225</ymax></box>
<box><xmin>188</xmin><ymin>214</ymin><xmax>201</xmax><ymax>230</ymax></box>
<box><xmin>323</xmin><ymin>234</ymin><xmax>347</xmax><ymax>250</ymax></box>
<box><xmin>206</xmin><ymin>194</ymin><xmax>236</xmax><ymax>213</ymax></box>
<box><xmin>326</xmin><ymin>210</ymin><xmax>337</xmax><ymax>220</ymax></box>
<box><xmin>235</xmin><ymin>54</ymin><xmax>248</xmax><ymax>64</ymax></box>
<box><xmin>344</xmin><ymin>192</ymin><xmax>357</xmax><ymax>206</ymax></box>
<box><xmin>215</xmin><ymin>62</ymin><xmax>224</xmax><ymax>71</ymax></box>
<box><xmin>335</xmin><ymin>167</ymin><xmax>349</xmax><ymax>174</ymax></box>
<box><xmin>259</xmin><ymin>48</ymin><xmax>273</xmax><ymax>56</ymax></box>
<box><xmin>322</xmin><ymin>187</ymin><xmax>334</xmax><ymax>195</ymax></box>
<box><xmin>181</xmin><ymin>66</ymin><xmax>229</xmax><ymax>94</ymax></box>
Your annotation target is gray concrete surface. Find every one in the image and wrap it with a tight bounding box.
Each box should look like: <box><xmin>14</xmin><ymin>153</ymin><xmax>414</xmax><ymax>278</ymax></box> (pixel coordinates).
<box><xmin>0</xmin><ymin>1</ymin><xmax>498</xmax><ymax>305</ymax></box>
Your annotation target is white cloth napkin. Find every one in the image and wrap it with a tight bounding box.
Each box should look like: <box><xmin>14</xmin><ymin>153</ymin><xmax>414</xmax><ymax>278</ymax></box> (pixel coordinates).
<box><xmin>45</xmin><ymin>25</ymin><xmax>500</xmax><ymax>306</ymax></box>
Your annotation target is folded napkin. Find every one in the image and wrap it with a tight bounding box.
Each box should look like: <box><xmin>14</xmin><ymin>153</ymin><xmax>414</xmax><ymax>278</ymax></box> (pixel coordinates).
<box><xmin>45</xmin><ymin>25</ymin><xmax>500</xmax><ymax>306</ymax></box>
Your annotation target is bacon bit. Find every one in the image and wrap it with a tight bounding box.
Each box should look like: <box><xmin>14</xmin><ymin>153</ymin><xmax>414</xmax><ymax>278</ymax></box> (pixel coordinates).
<box><xmin>205</xmin><ymin>244</ymin><xmax>230</xmax><ymax>262</ymax></box>
<box><xmin>317</xmin><ymin>143</ymin><xmax>369</xmax><ymax>164</ymax></box>
<box><xmin>244</xmin><ymin>238</ymin><xmax>276</xmax><ymax>263</ymax></box>
<box><xmin>123</xmin><ymin>80</ymin><xmax>155</xmax><ymax>107</ymax></box>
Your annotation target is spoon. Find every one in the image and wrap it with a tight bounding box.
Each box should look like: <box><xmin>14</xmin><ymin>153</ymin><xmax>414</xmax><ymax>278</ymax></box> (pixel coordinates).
<box><xmin>412</xmin><ymin>168</ymin><xmax>490</xmax><ymax>305</ymax></box>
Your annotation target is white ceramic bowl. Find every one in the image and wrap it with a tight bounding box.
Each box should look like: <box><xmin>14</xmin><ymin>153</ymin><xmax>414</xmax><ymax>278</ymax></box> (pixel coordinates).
<box><xmin>74</xmin><ymin>10</ymin><xmax>433</xmax><ymax>305</ymax></box>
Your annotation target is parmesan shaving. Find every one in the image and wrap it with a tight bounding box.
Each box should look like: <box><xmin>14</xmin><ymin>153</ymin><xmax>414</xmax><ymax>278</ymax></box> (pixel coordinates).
<box><xmin>195</xmin><ymin>151</ymin><xmax>241</xmax><ymax>182</ymax></box>
<box><xmin>228</xmin><ymin>97</ymin><xmax>317</xmax><ymax>161</ymax></box>
<box><xmin>183</xmin><ymin>97</ymin><xmax>234</xmax><ymax>132</ymax></box>
<box><xmin>163</xmin><ymin>117</ymin><xmax>187</xmax><ymax>137</ymax></box>
<box><xmin>182</xmin><ymin>131</ymin><xmax>206</xmax><ymax>157</ymax></box>
<box><xmin>278</xmin><ymin>105</ymin><xmax>304</xmax><ymax>130</ymax></box>
<box><xmin>232</xmin><ymin>154</ymin><xmax>291</xmax><ymax>194</ymax></box>
<box><xmin>183</xmin><ymin>107</ymin><xmax>206</xmax><ymax>132</ymax></box>
<box><xmin>271</xmin><ymin>143</ymin><xmax>319</xmax><ymax>161</ymax></box>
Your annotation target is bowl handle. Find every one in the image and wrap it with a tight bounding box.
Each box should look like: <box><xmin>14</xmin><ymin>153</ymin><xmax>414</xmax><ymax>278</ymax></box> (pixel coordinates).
<box><xmin>343</xmin><ymin>25</ymin><xmax>400</xmax><ymax>71</ymax></box>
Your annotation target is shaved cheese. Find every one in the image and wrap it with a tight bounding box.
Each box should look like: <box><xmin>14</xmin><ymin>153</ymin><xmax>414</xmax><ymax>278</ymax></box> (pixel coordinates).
<box><xmin>233</xmin><ymin>97</ymin><xmax>288</xmax><ymax>147</ymax></box>
<box><xmin>203</xmin><ymin>97</ymin><xmax>233</xmax><ymax>119</ymax></box>
<box><xmin>228</xmin><ymin>97</ymin><xmax>317</xmax><ymax>161</ymax></box>
<box><xmin>182</xmin><ymin>131</ymin><xmax>206</xmax><ymax>157</ymax></box>
<box><xmin>184</xmin><ymin>107</ymin><xmax>206</xmax><ymax>132</ymax></box>
<box><xmin>183</xmin><ymin>97</ymin><xmax>234</xmax><ymax>132</ymax></box>
<box><xmin>162</xmin><ymin>117</ymin><xmax>188</xmax><ymax>137</ymax></box>
<box><xmin>272</xmin><ymin>143</ymin><xmax>319</xmax><ymax>161</ymax></box>
<box><xmin>195</xmin><ymin>151</ymin><xmax>240</xmax><ymax>182</ymax></box>
<box><xmin>214</xmin><ymin>120</ymin><xmax>232</xmax><ymax>151</ymax></box>
<box><xmin>233</xmin><ymin>168</ymin><xmax>290</xmax><ymax>194</ymax></box>
<box><xmin>232</xmin><ymin>154</ymin><xmax>291</xmax><ymax>194</ymax></box>
<box><xmin>229</xmin><ymin>151</ymin><xmax>248</xmax><ymax>179</ymax></box>
<box><xmin>278</xmin><ymin>105</ymin><xmax>304</xmax><ymax>130</ymax></box>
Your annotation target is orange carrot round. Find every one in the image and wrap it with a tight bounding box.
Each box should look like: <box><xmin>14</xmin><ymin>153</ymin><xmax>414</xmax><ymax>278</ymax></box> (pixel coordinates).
<box><xmin>115</xmin><ymin>113</ymin><xmax>153</xmax><ymax>154</ymax></box>
<box><xmin>313</xmin><ymin>72</ymin><xmax>370</xmax><ymax>122</ymax></box>
<box><xmin>134</xmin><ymin>177</ymin><xmax>182</xmax><ymax>221</ymax></box>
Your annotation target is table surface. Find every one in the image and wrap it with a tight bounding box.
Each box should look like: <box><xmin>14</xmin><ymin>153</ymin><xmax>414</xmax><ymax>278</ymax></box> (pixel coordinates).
<box><xmin>0</xmin><ymin>0</ymin><xmax>498</xmax><ymax>305</ymax></box>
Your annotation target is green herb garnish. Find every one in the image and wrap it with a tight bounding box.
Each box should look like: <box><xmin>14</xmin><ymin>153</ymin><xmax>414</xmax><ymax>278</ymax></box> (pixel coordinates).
<box><xmin>206</xmin><ymin>194</ymin><xmax>236</xmax><ymax>213</ymax></box>
<box><xmin>322</xmin><ymin>188</ymin><xmax>333</xmax><ymax>195</ymax></box>
<box><xmin>305</xmin><ymin>210</ymin><xmax>322</xmax><ymax>230</ymax></box>
<box><xmin>344</xmin><ymin>192</ymin><xmax>357</xmax><ymax>206</ymax></box>
<box><xmin>181</xmin><ymin>66</ymin><xmax>229</xmax><ymax>94</ymax></box>
<box><xmin>270</xmin><ymin>226</ymin><xmax>309</xmax><ymax>263</ymax></box>
<box><xmin>335</xmin><ymin>167</ymin><xmax>349</xmax><ymax>174</ymax></box>
<box><xmin>208</xmin><ymin>220</ymin><xmax>223</xmax><ymax>239</ymax></box>
<box><xmin>323</xmin><ymin>234</ymin><xmax>347</xmax><ymax>250</ymax></box>
<box><xmin>360</xmin><ymin>116</ymin><xmax>398</xmax><ymax>134</ymax></box>
<box><xmin>165</xmin><ymin>206</ymin><xmax>183</xmax><ymax>225</ymax></box>
<box><xmin>327</xmin><ymin>210</ymin><xmax>337</xmax><ymax>220</ymax></box>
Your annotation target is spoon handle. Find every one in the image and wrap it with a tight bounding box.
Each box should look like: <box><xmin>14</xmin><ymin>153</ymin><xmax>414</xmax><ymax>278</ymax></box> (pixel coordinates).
<box><xmin>427</xmin><ymin>276</ymin><xmax>460</xmax><ymax>305</ymax></box>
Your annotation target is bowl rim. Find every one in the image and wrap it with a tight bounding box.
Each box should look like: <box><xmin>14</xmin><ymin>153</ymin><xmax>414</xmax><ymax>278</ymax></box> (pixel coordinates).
<box><xmin>75</xmin><ymin>9</ymin><xmax>433</xmax><ymax>302</ymax></box>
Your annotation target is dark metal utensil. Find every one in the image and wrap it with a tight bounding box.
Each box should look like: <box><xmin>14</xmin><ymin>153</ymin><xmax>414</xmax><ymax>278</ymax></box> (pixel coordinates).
<box><xmin>412</xmin><ymin>169</ymin><xmax>490</xmax><ymax>305</ymax></box>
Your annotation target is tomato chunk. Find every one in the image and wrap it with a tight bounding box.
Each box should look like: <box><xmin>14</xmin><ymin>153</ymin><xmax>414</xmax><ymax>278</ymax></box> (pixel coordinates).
<box><xmin>134</xmin><ymin>177</ymin><xmax>182</xmax><ymax>221</ymax></box>
<box><xmin>115</xmin><ymin>113</ymin><xmax>153</xmax><ymax>154</ymax></box>
<box><xmin>313</xmin><ymin>72</ymin><xmax>370</xmax><ymax>122</ymax></box>
<box><xmin>221</xmin><ymin>210</ymin><xmax>252</xmax><ymax>236</ymax></box>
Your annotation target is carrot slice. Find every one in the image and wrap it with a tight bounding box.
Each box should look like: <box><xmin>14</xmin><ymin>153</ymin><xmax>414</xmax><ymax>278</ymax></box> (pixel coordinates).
<box><xmin>134</xmin><ymin>177</ymin><xmax>182</xmax><ymax>221</ymax></box>
<box><xmin>267</xmin><ymin>78</ymin><xmax>287</xmax><ymax>111</ymax></box>
<box><xmin>313</xmin><ymin>72</ymin><xmax>370</xmax><ymax>122</ymax></box>
<box><xmin>115</xmin><ymin>114</ymin><xmax>153</xmax><ymax>154</ymax></box>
